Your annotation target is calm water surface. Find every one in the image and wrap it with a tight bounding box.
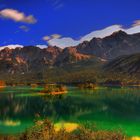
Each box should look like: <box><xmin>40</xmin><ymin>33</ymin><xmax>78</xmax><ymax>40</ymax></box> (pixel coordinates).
<box><xmin>0</xmin><ymin>86</ymin><xmax>140</xmax><ymax>136</ymax></box>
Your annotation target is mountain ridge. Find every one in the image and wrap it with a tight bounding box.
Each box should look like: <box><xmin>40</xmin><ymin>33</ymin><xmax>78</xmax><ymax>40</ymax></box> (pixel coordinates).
<box><xmin>0</xmin><ymin>30</ymin><xmax>140</xmax><ymax>82</ymax></box>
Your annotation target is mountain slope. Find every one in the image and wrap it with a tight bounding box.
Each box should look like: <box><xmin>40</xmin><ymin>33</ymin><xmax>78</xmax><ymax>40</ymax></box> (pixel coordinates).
<box><xmin>104</xmin><ymin>53</ymin><xmax>140</xmax><ymax>77</ymax></box>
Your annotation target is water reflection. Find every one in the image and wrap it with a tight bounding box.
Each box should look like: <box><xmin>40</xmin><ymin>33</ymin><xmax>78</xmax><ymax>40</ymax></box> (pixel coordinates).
<box><xmin>0</xmin><ymin>120</ymin><xmax>21</xmax><ymax>127</ymax></box>
<box><xmin>0</xmin><ymin>86</ymin><xmax>140</xmax><ymax>134</ymax></box>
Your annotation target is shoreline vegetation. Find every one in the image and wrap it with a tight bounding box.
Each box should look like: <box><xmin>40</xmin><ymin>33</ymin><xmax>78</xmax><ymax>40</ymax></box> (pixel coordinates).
<box><xmin>0</xmin><ymin>80</ymin><xmax>140</xmax><ymax>92</ymax></box>
<box><xmin>1</xmin><ymin>119</ymin><xmax>140</xmax><ymax>140</ymax></box>
<box><xmin>0</xmin><ymin>81</ymin><xmax>68</xmax><ymax>95</ymax></box>
<box><xmin>0</xmin><ymin>119</ymin><xmax>125</xmax><ymax>140</ymax></box>
<box><xmin>1</xmin><ymin>79</ymin><xmax>140</xmax><ymax>89</ymax></box>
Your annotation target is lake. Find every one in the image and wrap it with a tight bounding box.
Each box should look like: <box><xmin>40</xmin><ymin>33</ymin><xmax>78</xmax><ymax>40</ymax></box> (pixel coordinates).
<box><xmin>0</xmin><ymin>86</ymin><xmax>140</xmax><ymax>137</ymax></box>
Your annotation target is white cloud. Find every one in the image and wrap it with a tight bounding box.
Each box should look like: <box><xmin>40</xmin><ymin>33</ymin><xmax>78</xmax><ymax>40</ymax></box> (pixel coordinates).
<box><xmin>47</xmin><ymin>25</ymin><xmax>123</xmax><ymax>48</ymax></box>
<box><xmin>48</xmin><ymin>38</ymin><xmax>80</xmax><ymax>48</ymax></box>
<box><xmin>0</xmin><ymin>9</ymin><xmax>37</xmax><ymax>24</ymax></box>
<box><xmin>36</xmin><ymin>45</ymin><xmax>48</xmax><ymax>49</ymax></box>
<box><xmin>51</xmin><ymin>34</ymin><xmax>61</xmax><ymax>39</ymax></box>
<box><xmin>0</xmin><ymin>45</ymin><xmax>23</xmax><ymax>51</ymax></box>
<box><xmin>126</xmin><ymin>25</ymin><xmax>140</xmax><ymax>34</ymax></box>
<box><xmin>43</xmin><ymin>34</ymin><xmax>61</xmax><ymax>41</ymax></box>
<box><xmin>43</xmin><ymin>36</ymin><xmax>51</xmax><ymax>41</ymax></box>
<box><xmin>80</xmin><ymin>25</ymin><xmax>123</xmax><ymax>42</ymax></box>
<box><xmin>47</xmin><ymin>24</ymin><xmax>140</xmax><ymax>48</ymax></box>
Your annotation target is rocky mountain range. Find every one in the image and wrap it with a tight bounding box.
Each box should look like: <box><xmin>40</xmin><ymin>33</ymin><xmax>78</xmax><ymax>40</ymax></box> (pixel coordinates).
<box><xmin>0</xmin><ymin>30</ymin><xmax>140</xmax><ymax>78</ymax></box>
<box><xmin>76</xmin><ymin>30</ymin><xmax>140</xmax><ymax>59</ymax></box>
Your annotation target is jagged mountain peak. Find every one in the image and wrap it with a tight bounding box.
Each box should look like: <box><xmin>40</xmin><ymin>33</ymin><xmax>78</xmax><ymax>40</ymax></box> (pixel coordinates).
<box><xmin>103</xmin><ymin>30</ymin><xmax>128</xmax><ymax>41</ymax></box>
<box><xmin>110</xmin><ymin>30</ymin><xmax>127</xmax><ymax>36</ymax></box>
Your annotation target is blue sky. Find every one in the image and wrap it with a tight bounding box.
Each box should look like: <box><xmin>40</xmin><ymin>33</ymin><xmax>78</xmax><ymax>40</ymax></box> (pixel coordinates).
<box><xmin>0</xmin><ymin>0</ymin><xmax>140</xmax><ymax>47</ymax></box>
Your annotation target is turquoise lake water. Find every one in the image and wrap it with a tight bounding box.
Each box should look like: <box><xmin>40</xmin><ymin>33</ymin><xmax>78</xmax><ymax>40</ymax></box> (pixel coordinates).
<box><xmin>0</xmin><ymin>86</ymin><xmax>140</xmax><ymax>136</ymax></box>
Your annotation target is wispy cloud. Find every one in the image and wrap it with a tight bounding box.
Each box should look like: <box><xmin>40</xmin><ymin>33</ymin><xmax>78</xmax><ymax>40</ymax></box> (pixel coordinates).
<box><xmin>19</xmin><ymin>25</ymin><xmax>30</xmax><ymax>32</ymax></box>
<box><xmin>43</xmin><ymin>36</ymin><xmax>51</xmax><ymax>41</ymax></box>
<box><xmin>132</xmin><ymin>20</ymin><xmax>140</xmax><ymax>27</ymax></box>
<box><xmin>49</xmin><ymin>0</ymin><xmax>64</xmax><ymax>9</ymax></box>
<box><xmin>51</xmin><ymin>34</ymin><xmax>61</xmax><ymax>39</ymax></box>
<box><xmin>46</xmin><ymin>21</ymin><xmax>140</xmax><ymax>48</ymax></box>
<box><xmin>0</xmin><ymin>9</ymin><xmax>37</xmax><ymax>24</ymax></box>
<box><xmin>43</xmin><ymin>34</ymin><xmax>61</xmax><ymax>41</ymax></box>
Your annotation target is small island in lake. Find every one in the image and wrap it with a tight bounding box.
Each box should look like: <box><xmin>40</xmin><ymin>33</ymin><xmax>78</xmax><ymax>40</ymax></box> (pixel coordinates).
<box><xmin>41</xmin><ymin>84</ymin><xmax>67</xmax><ymax>95</ymax></box>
